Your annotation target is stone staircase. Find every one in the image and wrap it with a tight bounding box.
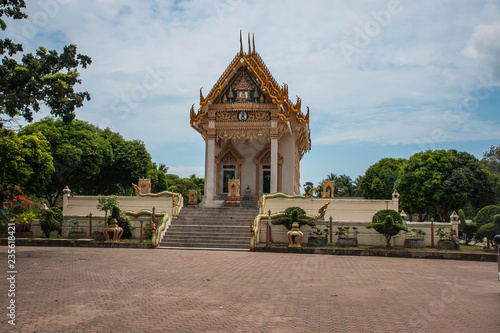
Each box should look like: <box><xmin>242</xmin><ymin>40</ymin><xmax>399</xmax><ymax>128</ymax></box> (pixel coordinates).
<box><xmin>159</xmin><ymin>199</ymin><xmax>259</xmax><ymax>250</ymax></box>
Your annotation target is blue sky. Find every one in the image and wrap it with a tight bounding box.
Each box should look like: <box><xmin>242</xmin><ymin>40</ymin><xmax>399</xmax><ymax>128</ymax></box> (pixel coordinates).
<box><xmin>4</xmin><ymin>0</ymin><xmax>500</xmax><ymax>189</ymax></box>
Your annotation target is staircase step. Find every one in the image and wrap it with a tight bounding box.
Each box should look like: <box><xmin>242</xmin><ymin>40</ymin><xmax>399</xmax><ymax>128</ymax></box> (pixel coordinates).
<box><xmin>160</xmin><ymin>206</ymin><xmax>258</xmax><ymax>250</ymax></box>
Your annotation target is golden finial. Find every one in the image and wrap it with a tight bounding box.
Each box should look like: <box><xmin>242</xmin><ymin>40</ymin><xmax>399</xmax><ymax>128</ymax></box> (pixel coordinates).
<box><xmin>252</xmin><ymin>33</ymin><xmax>255</xmax><ymax>54</ymax></box>
<box><xmin>248</xmin><ymin>32</ymin><xmax>251</xmax><ymax>55</ymax></box>
<box><xmin>239</xmin><ymin>30</ymin><xmax>243</xmax><ymax>56</ymax></box>
<box><xmin>305</xmin><ymin>106</ymin><xmax>310</xmax><ymax>121</ymax></box>
<box><xmin>200</xmin><ymin>87</ymin><xmax>204</xmax><ymax>103</ymax></box>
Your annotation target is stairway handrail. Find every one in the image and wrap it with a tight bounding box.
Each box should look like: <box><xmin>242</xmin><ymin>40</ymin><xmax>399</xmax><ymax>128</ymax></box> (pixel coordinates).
<box><xmin>250</xmin><ymin>202</ymin><xmax>330</xmax><ymax>250</ymax></box>
<box><xmin>259</xmin><ymin>187</ymin><xmax>318</xmax><ymax>214</ymax></box>
<box><xmin>132</xmin><ymin>184</ymin><xmax>183</xmax><ymax>217</ymax></box>
<box><xmin>123</xmin><ymin>209</ymin><xmax>170</xmax><ymax>247</ymax></box>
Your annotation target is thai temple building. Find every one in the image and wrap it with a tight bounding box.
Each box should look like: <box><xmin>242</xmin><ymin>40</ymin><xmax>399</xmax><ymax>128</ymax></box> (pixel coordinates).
<box><xmin>190</xmin><ymin>32</ymin><xmax>311</xmax><ymax>206</ymax></box>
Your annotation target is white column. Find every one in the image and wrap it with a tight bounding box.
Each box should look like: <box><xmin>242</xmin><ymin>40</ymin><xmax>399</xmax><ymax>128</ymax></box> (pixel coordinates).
<box><xmin>205</xmin><ymin>137</ymin><xmax>216</xmax><ymax>201</ymax></box>
<box><xmin>271</xmin><ymin>137</ymin><xmax>278</xmax><ymax>193</ymax></box>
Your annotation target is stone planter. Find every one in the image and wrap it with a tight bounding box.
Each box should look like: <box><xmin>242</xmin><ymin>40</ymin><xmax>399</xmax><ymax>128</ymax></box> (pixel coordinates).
<box><xmin>19</xmin><ymin>231</ymin><xmax>34</xmax><ymax>238</ymax></box>
<box><xmin>308</xmin><ymin>236</ymin><xmax>328</xmax><ymax>247</ymax></box>
<box><xmin>437</xmin><ymin>240</ymin><xmax>459</xmax><ymax>250</ymax></box>
<box><xmin>91</xmin><ymin>231</ymin><xmax>106</xmax><ymax>241</ymax></box>
<box><xmin>68</xmin><ymin>232</ymin><xmax>87</xmax><ymax>239</ymax></box>
<box><xmin>336</xmin><ymin>238</ymin><xmax>358</xmax><ymax>247</ymax></box>
<box><xmin>404</xmin><ymin>239</ymin><xmax>425</xmax><ymax>248</ymax></box>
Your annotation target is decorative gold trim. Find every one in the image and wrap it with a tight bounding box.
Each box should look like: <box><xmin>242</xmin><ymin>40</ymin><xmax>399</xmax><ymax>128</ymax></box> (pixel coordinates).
<box><xmin>123</xmin><ymin>209</ymin><xmax>169</xmax><ymax>247</ymax></box>
<box><xmin>250</xmin><ymin>201</ymin><xmax>329</xmax><ymax>250</ymax></box>
<box><xmin>215</xmin><ymin>140</ymin><xmax>244</xmax><ymax>164</ymax></box>
<box><xmin>322</xmin><ymin>179</ymin><xmax>335</xmax><ymax>199</ymax></box>
<box><xmin>132</xmin><ymin>184</ymin><xmax>182</xmax><ymax>217</ymax></box>
<box><xmin>259</xmin><ymin>186</ymin><xmax>317</xmax><ymax>214</ymax></box>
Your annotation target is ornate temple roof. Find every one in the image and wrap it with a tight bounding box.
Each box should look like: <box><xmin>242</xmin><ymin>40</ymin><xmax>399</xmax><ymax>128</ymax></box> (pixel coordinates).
<box><xmin>190</xmin><ymin>32</ymin><xmax>311</xmax><ymax>152</ymax></box>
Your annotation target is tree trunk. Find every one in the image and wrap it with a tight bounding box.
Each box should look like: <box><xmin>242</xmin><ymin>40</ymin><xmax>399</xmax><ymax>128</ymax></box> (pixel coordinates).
<box><xmin>385</xmin><ymin>235</ymin><xmax>392</xmax><ymax>247</ymax></box>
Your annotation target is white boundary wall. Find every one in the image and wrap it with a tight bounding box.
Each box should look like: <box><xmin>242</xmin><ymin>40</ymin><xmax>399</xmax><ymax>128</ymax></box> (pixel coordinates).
<box><xmin>258</xmin><ymin>196</ymin><xmax>460</xmax><ymax>246</ymax></box>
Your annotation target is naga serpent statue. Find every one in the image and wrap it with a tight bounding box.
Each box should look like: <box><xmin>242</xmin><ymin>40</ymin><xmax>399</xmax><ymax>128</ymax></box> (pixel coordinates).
<box><xmin>250</xmin><ymin>201</ymin><xmax>330</xmax><ymax>250</ymax></box>
<box><xmin>132</xmin><ymin>184</ymin><xmax>182</xmax><ymax>217</ymax></box>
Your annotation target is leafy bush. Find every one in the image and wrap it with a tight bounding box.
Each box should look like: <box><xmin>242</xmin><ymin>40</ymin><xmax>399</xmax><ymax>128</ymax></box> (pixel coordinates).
<box><xmin>372</xmin><ymin>209</ymin><xmax>403</xmax><ymax>224</ymax></box>
<box><xmin>109</xmin><ymin>206</ymin><xmax>132</xmax><ymax>239</ymax></box>
<box><xmin>39</xmin><ymin>209</ymin><xmax>61</xmax><ymax>238</ymax></box>
<box><xmin>367</xmin><ymin>215</ymin><xmax>408</xmax><ymax>247</ymax></box>
<box><xmin>473</xmin><ymin>205</ymin><xmax>500</xmax><ymax>228</ymax></box>
<box><xmin>475</xmin><ymin>214</ymin><xmax>500</xmax><ymax>246</ymax></box>
<box><xmin>272</xmin><ymin>206</ymin><xmax>312</xmax><ymax>230</ymax></box>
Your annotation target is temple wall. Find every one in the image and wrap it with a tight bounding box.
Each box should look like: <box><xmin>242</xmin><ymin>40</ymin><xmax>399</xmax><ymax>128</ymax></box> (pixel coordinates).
<box><xmin>279</xmin><ymin>132</ymin><xmax>295</xmax><ymax>194</ymax></box>
<box><xmin>45</xmin><ymin>195</ymin><xmax>176</xmax><ymax>239</ymax></box>
<box><xmin>261</xmin><ymin>197</ymin><xmax>399</xmax><ymax>222</ymax></box>
<box><xmin>258</xmin><ymin>220</ymin><xmax>459</xmax><ymax>246</ymax></box>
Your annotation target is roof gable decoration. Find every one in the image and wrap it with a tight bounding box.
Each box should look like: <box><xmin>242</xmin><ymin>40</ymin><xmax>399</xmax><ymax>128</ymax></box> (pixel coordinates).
<box><xmin>215</xmin><ymin>140</ymin><xmax>244</xmax><ymax>164</ymax></box>
<box><xmin>216</xmin><ymin>69</ymin><xmax>269</xmax><ymax>105</ymax></box>
<box><xmin>254</xmin><ymin>142</ymin><xmax>284</xmax><ymax>165</ymax></box>
<box><xmin>190</xmin><ymin>31</ymin><xmax>310</xmax><ymax>126</ymax></box>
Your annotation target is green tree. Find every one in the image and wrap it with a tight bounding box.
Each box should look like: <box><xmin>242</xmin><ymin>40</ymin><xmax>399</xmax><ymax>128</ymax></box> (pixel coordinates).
<box><xmin>316</xmin><ymin>173</ymin><xmax>355</xmax><ymax>197</ymax></box>
<box><xmin>148</xmin><ymin>168</ymin><xmax>168</xmax><ymax>193</ymax></box>
<box><xmin>1</xmin><ymin>1</ymin><xmax>91</xmax><ymax>127</ymax></box>
<box><xmin>0</xmin><ymin>128</ymin><xmax>53</xmax><ymax>202</ymax></box>
<box><xmin>20</xmin><ymin>118</ymin><xmax>113</xmax><ymax>206</ymax></box>
<box><xmin>303</xmin><ymin>181</ymin><xmax>315</xmax><ymax>196</ymax></box>
<box><xmin>97</xmin><ymin>195</ymin><xmax>118</xmax><ymax>224</ymax></box>
<box><xmin>366</xmin><ymin>215</ymin><xmax>408</xmax><ymax>247</ymax></box>
<box><xmin>459</xmin><ymin>208</ymin><xmax>477</xmax><ymax>245</ymax></box>
<box><xmin>396</xmin><ymin>150</ymin><xmax>496</xmax><ymax>222</ymax></box>
<box><xmin>359</xmin><ymin>158</ymin><xmax>404</xmax><ymax>199</ymax></box>
<box><xmin>482</xmin><ymin>145</ymin><xmax>500</xmax><ymax>176</ymax></box>
<box><xmin>93</xmin><ymin>128</ymin><xmax>152</xmax><ymax>195</ymax></box>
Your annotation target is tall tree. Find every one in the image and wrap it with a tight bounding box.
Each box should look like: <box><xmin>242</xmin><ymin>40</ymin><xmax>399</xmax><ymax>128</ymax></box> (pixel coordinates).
<box><xmin>359</xmin><ymin>158</ymin><xmax>404</xmax><ymax>199</ymax></box>
<box><xmin>0</xmin><ymin>128</ymin><xmax>53</xmax><ymax>202</ymax></box>
<box><xmin>1</xmin><ymin>1</ymin><xmax>91</xmax><ymax>127</ymax></box>
<box><xmin>396</xmin><ymin>150</ymin><xmax>496</xmax><ymax>222</ymax></box>
<box><xmin>20</xmin><ymin>118</ymin><xmax>112</xmax><ymax>206</ymax></box>
<box><xmin>482</xmin><ymin>144</ymin><xmax>500</xmax><ymax>176</ymax></box>
<box><xmin>94</xmin><ymin>128</ymin><xmax>152</xmax><ymax>195</ymax></box>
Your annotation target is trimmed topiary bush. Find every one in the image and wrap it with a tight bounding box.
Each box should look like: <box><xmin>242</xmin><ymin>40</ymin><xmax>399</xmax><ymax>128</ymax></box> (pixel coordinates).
<box><xmin>272</xmin><ymin>206</ymin><xmax>312</xmax><ymax>230</ymax></box>
<box><xmin>109</xmin><ymin>206</ymin><xmax>132</xmax><ymax>239</ymax></box>
<box><xmin>475</xmin><ymin>214</ymin><xmax>500</xmax><ymax>247</ymax></box>
<box><xmin>39</xmin><ymin>209</ymin><xmax>62</xmax><ymax>238</ymax></box>
<box><xmin>372</xmin><ymin>209</ymin><xmax>403</xmax><ymax>224</ymax></box>
<box><xmin>473</xmin><ymin>205</ymin><xmax>500</xmax><ymax>228</ymax></box>
<box><xmin>367</xmin><ymin>215</ymin><xmax>408</xmax><ymax>247</ymax></box>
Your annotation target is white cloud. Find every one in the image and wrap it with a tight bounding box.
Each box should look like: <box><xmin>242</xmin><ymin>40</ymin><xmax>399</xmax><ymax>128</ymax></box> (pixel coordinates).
<box><xmin>3</xmin><ymin>0</ymin><xmax>500</xmax><ymax>180</ymax></box>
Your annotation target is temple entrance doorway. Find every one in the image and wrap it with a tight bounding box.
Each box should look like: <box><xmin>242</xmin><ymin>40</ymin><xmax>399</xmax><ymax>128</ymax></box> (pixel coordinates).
<box><xmin>222</xmin><ymin>165</ymin><xmax>236</xmax><ymax>194</ymax></box>
<box><xmin>262</xmin><ymin>165</ymin><xmax>271</xmax><ymax>194</ymax></box>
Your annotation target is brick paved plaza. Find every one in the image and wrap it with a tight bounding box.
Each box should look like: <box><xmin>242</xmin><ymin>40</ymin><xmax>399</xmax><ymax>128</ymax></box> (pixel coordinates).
<box><xmin>1</xmin><ymin>246</ymin><xmax>499</xmax><ymax>332</ymax></box>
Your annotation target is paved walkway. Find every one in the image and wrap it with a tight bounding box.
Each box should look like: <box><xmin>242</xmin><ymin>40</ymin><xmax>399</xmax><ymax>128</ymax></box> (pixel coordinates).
<box><xmin>1</xmin><ymin>247</ymin><xmax>499</xmax><ymax>332</ymax></box>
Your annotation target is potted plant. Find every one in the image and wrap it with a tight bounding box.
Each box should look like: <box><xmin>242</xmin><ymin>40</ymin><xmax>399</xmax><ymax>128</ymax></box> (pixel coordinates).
<box><xmin>404</xmin><ymin>228</ymin><xmax>426</xmax><ymax>248</ymax></box>
<box><xmin>68</xmin><ymin>218</ymin><xmax>87</xmax><ymax>239</ymax></box>
<box><xmin>272</xmin><ymin>206</ymin><xmax>312</xmax><ymax>247</ymax></box>
<box><xmin>366</xmin><ymin>215</ymin><xmax>408</xmax><ymax>247</ymax></box>
<box><xmin>436</xmin><ymin>227</ymin><xmax>460</xmax><ymax>250</ymax></box>
<box><xmin>335</xmin><ymin>226</ymin><xmax>359</xmax><ymax>247</ymax></box>
<box><xmin>308</xmin><ymin>224</ymin><xmax>329</xmax><ymax>246</ymax></box>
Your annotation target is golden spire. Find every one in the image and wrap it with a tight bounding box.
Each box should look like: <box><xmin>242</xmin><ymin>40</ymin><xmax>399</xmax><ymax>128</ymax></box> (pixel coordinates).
<box><xmin>248</xmin><ymin>32</ymin><xmax>251</xmax><ymax>55</ymax></box>
<box><xmin>252</xmin><ymin>33</ymin><xmax>255</xmax><ymax>54</ymax></box>
<box><xmin>200</xmin><ymin>87</ymin><xmax>204</xmax><ymax>104</ymax></box>
<box><xmin>239</xmin><ymin>30</ymin><xmax>243</xmax><ymax>56</ymax></box>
